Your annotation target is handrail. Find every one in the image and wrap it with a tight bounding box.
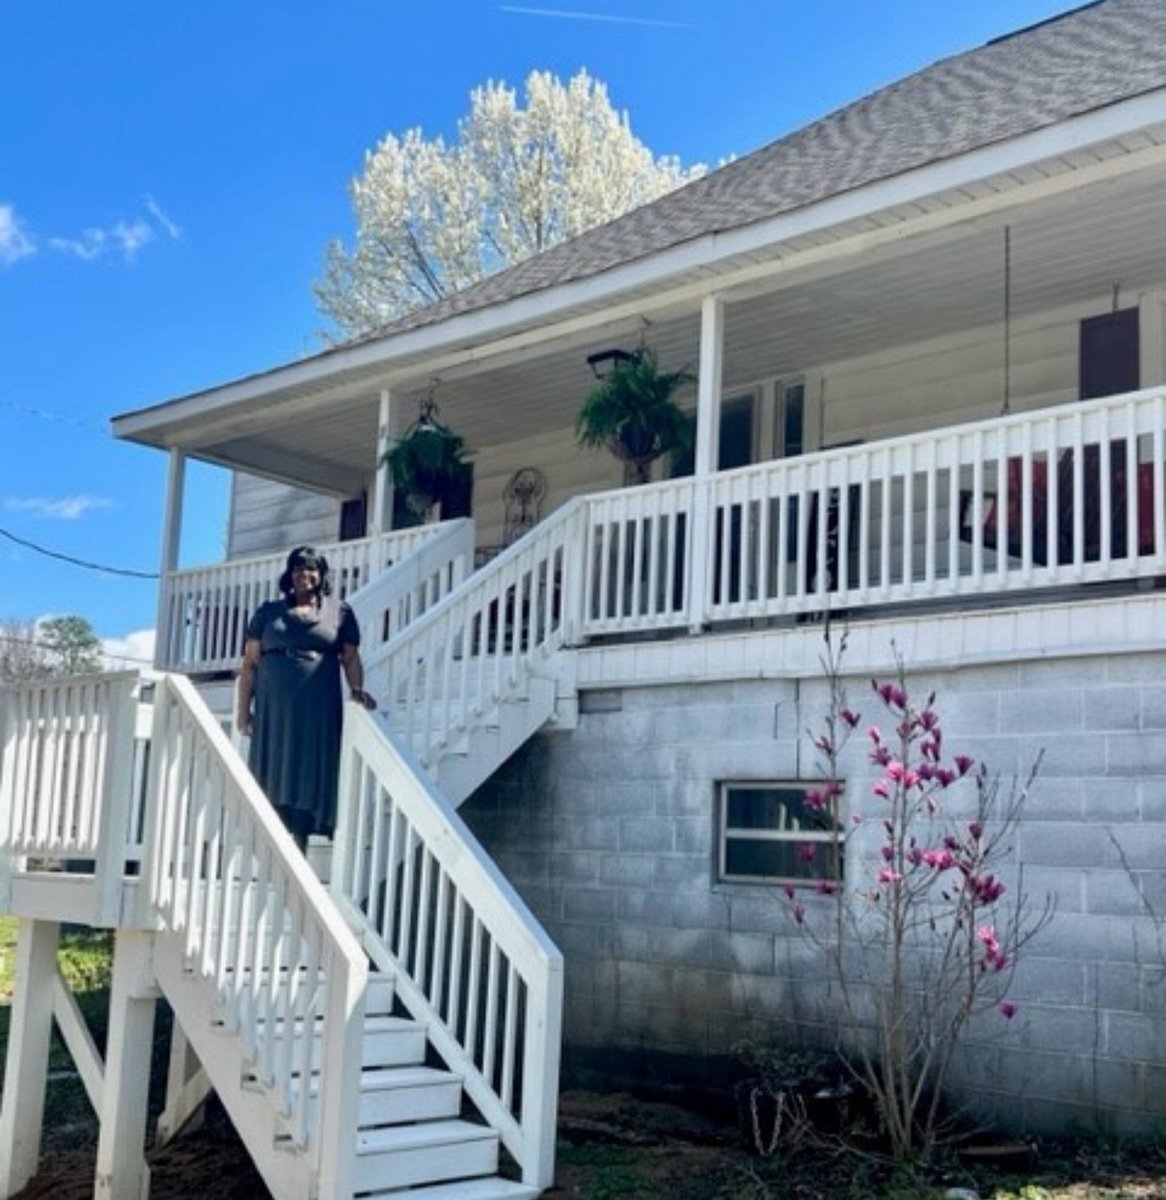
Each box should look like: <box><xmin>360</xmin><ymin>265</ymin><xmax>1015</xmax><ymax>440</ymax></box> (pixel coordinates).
<box><xmin>332</xmin><ymin>707</ymin><xmax>563</xmax><ymax>1190</ymax></box>
<box><xmin>346</xmin><ymin>518</ymin><xmax>476</xmax><ymax>659</ymax></box>
<box><xmin>156</xmin><ymin>524</ymin><xmax>452</xmax><ymax>673</ymax></box>
<box><xmin>364</xmin><ymin>500</ymin><xmax>587</xmax><ymax>770</ymax></box>
<box><xmin>139</xmin><ymin>672</ymin><xmax>367</xmax><ymax>1197</ymax></box>
<box><xmin>0</xmin><ymin>672</ymin><xmax>140</xmax><ymax>924</ymax></box>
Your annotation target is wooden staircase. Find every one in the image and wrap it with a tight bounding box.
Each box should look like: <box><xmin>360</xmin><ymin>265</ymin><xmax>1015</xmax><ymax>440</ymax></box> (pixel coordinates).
<box><xmin>0</xmin><ymin>516</ymin><xmax>567</xmax><ymax>1200</ymax></box>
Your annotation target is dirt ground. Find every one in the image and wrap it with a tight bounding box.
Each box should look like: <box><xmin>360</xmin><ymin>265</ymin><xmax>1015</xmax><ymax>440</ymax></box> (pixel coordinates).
<box><xmin>11</xmin><ymin>1088</ymin><xmax>1166</xmax><ymax>1200</ymax></box>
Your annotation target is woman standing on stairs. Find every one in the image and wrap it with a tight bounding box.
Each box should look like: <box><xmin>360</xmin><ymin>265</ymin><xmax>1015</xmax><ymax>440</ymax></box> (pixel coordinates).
<box><xmin>235</xmin><ymin>545</ymin><xmax>376</xmax><ymax>850</ymax></box>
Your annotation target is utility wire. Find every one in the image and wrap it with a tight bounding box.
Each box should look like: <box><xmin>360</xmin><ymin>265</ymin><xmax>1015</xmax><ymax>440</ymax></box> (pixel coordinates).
<box><xmin>0</xmin><ymin>525</ymin><xmax>159</xmax><ymax>579</ymax></box>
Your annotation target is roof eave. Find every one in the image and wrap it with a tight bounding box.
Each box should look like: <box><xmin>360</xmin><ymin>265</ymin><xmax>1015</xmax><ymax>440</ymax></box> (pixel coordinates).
<box><xmin>112</xmin><ymin>85</ymin><xmax>1166</xmax><ymax>451</ymax></box>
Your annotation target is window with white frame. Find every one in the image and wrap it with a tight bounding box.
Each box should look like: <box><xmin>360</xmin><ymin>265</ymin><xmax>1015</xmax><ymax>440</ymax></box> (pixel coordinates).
<box><xmin>717</xmin><ymin>781</ymin><xmax>844</xmax><ymax>885</ymax></box>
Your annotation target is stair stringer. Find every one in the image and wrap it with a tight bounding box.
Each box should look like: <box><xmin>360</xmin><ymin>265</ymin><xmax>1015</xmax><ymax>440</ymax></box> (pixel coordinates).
<box><xmin>151</xmin><ymin>931</ymin><xmax>316</xmax><ymax>1200</ymax></box>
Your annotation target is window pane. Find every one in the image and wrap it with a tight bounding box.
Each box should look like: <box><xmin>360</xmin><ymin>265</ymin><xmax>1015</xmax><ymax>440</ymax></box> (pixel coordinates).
<box><xmin>783</xmin><ymin>383</ymin><xmax>805</xmax><ymax>457</ymax></box>
<box><xmin>725</xmin><ymin>786</ymin><xmax>838</xmax><ymax>834</ymax></box>
<box><xmin>725</xmin><ymin>836</ymin><xmax>842</xmax><ymax>883</ymax></box>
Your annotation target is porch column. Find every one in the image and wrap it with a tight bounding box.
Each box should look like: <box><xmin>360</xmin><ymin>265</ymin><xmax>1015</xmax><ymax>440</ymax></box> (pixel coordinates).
<box><xmin>94</xmin><ymin>930</ymin><xmax>158</xmax><ymax>1200</ymax></box>
<box><xmin>153</xmin><ymin>449</ymin><xmax>186</xmax><ymax>670</ymax></box>
<box><xmin>688</xmin><ymin>294</ymin><xmax>725</xmax><ymax>631</ymax></box>
<box><xmin>0</xmin><ymin>919</ymin><xmax>60</xmax><ymax>1198</ymax></box>
<box><xmin>369</xmin><ymin>388</ymin><xmax>395</xmax><ymax>535</ymax></box>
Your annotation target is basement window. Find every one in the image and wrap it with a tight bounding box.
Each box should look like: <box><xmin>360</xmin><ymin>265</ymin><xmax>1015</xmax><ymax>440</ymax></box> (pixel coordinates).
<box><xmin>717</xmin><ymin>781</ymin><xmax>844</xmax><ymax>885</ymax></box>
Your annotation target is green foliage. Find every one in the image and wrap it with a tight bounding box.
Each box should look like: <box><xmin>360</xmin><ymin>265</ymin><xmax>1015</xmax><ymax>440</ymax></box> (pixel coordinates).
<box><xmin>576</xmin><ymin>347</ymin><xmax>695</xmax><ymax>484</ymax></box>
<box><xmin>383</xmin><ymin>411</ymin><xmax>471</xmax><ymax>517</ymax></box>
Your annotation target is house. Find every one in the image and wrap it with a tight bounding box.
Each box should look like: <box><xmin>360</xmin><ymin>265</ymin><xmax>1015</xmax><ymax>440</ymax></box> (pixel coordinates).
<box><xmin>5</xmin><ymin>0</ymin><xmax>1166</xmax><ymax>1195</ymax></box>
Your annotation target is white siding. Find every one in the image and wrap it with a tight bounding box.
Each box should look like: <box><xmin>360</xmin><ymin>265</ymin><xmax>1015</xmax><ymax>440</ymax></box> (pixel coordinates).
<box><xmin>471</xmin><ymin>428</ymin><xmax>622</xmax><ymax>550</ymax></box>
<box><xmin>227</xmin><ymin>473</ymin><xmax>344</xmax><ymax>559</ymax></box>
<box><xmin>815</xmin><ymin>290</ymin><xmax>1166</xmax><ymax>450</ymax></box>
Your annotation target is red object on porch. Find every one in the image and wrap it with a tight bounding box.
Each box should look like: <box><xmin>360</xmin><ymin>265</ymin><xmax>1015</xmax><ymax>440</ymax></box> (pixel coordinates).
<box><xmin>972</xmin><ymin>446</ymin><xmax>1157</xmax><ymax>563</ymax></box>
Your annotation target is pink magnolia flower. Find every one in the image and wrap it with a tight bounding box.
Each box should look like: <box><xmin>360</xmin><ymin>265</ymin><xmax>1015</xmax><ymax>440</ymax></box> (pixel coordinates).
<box><xmin>796</xmin><ymin>843</ymin><xmax>817</xmax><ymax>863</ymax></box>
<box><xmin>791</xmin><ymin>903</ymin><xmax>806</xmax><ymax>926</ymax></box>
<box><xmin>815</xmin><ymin>879</ymin><xmax>837</xmax><ymax>896</ymax></box>
<box><xmin>955</xmin><ymin>755</ymin><xmax>975</xmax><ymax>777</ymax></box>
<box><xmin>851</xmin><ymin>812</ymin><xmax>864</xmax><ymax>825</ymax></box>
<box><xmin>877</xmin><ymin>868</ymin><xmax>902</xmax><ymax>884</ymax></box>
<box><xmin>805</xmin><ymin>789</ymin><xmax>826</xmax><ymax>810</ymax></box>
<box><xmin>922</xmin><ymin>849</ymin><xmax>955</xmax><ymax>870</ymax></box>
<box><xmin>873</xmin><ymin>779</ymin><xmax>890</xmax><ymax>799</ymax></box>
<box><xmin>881</xmin><ymin>845</ymin><xmax>895</xmax><ymax>862</ymax></box>
<box><xmin>999</xmin><ymin>1000</ymin><xmax>1018</xmax><ymax>1020</ymax></box>
<box><xmin>839</xmin><ymin>708</ymin><xmax>861</xmax><ymax>729</ymax></box>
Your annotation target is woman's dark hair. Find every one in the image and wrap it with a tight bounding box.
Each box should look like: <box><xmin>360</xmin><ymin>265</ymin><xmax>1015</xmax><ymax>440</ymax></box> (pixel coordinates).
<box><xmin>278</xmin><ymin>545</ymin><xmax>333</xmax><ymax>598</ymax></box>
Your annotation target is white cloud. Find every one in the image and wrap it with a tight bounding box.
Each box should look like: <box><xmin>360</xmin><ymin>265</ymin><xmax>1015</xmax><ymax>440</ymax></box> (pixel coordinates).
<box><xmin>0</xmin><ymin>203</ymin><xmax>36</xmax><ymax>266</ymax></box>
<box><xmin>49</xmin><ymin>218</ymin><xmax>155</xmax><ymax>263</ymax></box>
<box><xmin>144</xmin><ymin>194</ymin><xmax>182</xmax><ymax>239</ymax></box>
<box><xmin>5</xmin><ymin>494</ymin><xmax>115</xmax><ymax>520</ymax></box>
<box><xmin>100</xmin><ymin>627</ymin><xmax>155</xmax><ymax>671</ymax></box>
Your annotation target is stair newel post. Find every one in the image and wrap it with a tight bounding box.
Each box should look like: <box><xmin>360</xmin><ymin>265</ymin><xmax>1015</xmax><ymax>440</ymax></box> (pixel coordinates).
<box><xmin>0</xmin><ymin>919</ymin><xmax>60</xmax><ymax>1199</ymax></box>
<box><xmin>136</xmin><ymin>677</ymin><xmax>173</xmax><ymax>929</ymax></box>
<box><xmin>316</xmin><ymin>950</ymin><xmax>368</xmax><ymax>1200</ymax></box>
<box><xmin>94</xmin><ymin>930</ymin><xmax>158</xmax><ymax>1200</ymax></box>
<box><xmin>332</xmin><ymin>709</ymin><xmax>360</xmax><ymax>909</ymax></box>
<box><xmin>93</xmin><ymin>674</ymin><xmax>139</xmax><ymax>928</ymax></box>
<box><xmin>561</xmin><ymin>501</ymin><xmax>588</xmax><ymax>646</ymax></box>
<box><xmin>520</xmin><ymin>955</ymin><xmax>565</xmax><ymax>1189</ymax></box>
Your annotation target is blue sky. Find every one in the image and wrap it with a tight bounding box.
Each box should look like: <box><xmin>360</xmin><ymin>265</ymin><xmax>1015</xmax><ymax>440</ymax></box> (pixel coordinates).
<box><xmin>1</xmin><ymin>0</ymin><xmax>1074</xmax><ymax>658</ymax></box>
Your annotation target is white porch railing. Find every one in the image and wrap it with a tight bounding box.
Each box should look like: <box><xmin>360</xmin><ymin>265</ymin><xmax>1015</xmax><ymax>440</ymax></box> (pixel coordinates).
<box><xmin>139</xmin><ymin>672</ymin><xmax>367</xmax><ymax>1194</ymax></box>
<box><xmin>364</xmin><ymin>506</ymin><xmax>583</xmax><ymax>772</ymax></box>
<box><xmin>157</xmin><ymin>524</ymin><xmax>456</xmax><ymax>674</ymax></box>
<box><xmin>332</xmin><ymin>707</ymin><xmax>563</xmax><ymax>1190</ymax></box>
<box><xmin>0</xmin><ymin>673</ymin><xmax>141</xmax><ymax>924</ymax></box>
<box><xmin>582</xmin><ymin>386</ymin><xmax>1166</xmax><ymax>635</ymax></box>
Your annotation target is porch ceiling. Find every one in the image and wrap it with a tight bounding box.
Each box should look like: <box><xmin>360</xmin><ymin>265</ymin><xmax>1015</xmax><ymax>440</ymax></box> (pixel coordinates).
<box><xmin>156</xmin><ymin>156</ymin><xmax>1166</xmax><ymax>494</ymax></box>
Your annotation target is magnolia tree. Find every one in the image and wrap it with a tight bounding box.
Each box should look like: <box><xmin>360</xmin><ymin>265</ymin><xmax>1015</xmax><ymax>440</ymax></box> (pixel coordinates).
<box><xmin>315</xmin><ymin>69</ymin><xmax>705</xmax><ymax>336</ymax></box>
<box><xmin>787</xmin><ymin>632</ymin><xmax>1052</xmax><ymax>1161</ymax></box>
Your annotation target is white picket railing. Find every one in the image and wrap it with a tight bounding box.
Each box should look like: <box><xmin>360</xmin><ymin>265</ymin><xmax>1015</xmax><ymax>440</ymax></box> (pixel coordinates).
<box><xmin>364</xmin><ymin>506</ymin><xmax>585</xmax><ymax>771</ymax></box>
<box><xmin>578</xmin><ymin>386</ymin><xmax>1166</xmax><ymax>636</ymax></box>
<box><xmin>157</xmin><ymin>525</ymin><xmax>453</xmax><ymax>674</ymax></box>
<box><xmin>0</xmin><ymin>673</ymin><xmax>141</xmax><ymax>924</ymax></box>
<box><xmin>347</xmin><ymin>519</ymin><xmax>476</xmax><ymax>659</ymax></box>
<box><xmin>332</xmin><ymin>708</ymin><xmax>563</xmax><ymax>1190</ymax></box>
<box><xmin>139</xmin><ymin>673</ymin><xmax>367</xmax><ymax>1194</ymax></box>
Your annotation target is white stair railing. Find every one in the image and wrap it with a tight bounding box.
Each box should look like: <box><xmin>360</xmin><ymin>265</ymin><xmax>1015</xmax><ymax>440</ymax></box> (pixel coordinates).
<box><xmin>365</xmin><ymin>503</ymin><xmax>587</xmax><ymax>772</ymax></box>
<box><xmin>346</xmin><ymin>518</ymin><xmax>476</xmax><ymax>659</ymax></box>
<box><xmin>157</xmin><ymin>524</ymin><xmax>456</xmax><ymax>674</ymax></box>
<box><xmin>333</xmin><ymin>707</ymin><xmax>563</xmax><ymax>1190</ymax></box>
<box><xmin>0</xmin><ymin>672</ymin><xmax>140</xmax><ymax>924</ymax></box>
<box><xmin>139</xmin><ymin>672</ymin><xmax>368</xmax><ymax>1198</ymax></box>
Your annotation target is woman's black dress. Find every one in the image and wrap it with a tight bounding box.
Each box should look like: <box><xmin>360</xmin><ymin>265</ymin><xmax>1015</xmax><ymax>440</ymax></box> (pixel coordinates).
<box><xmin>245</xmin><ymin>595</ymin><xmax>360</xmax><ymax>839</ymax></box>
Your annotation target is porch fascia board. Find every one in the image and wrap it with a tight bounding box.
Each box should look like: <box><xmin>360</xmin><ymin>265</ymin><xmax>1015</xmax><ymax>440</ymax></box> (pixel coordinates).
<box><xmin>113</xmin><ymin>88</ymin><xmax>1166</xmax><ymax>454</ymax></box>
<box><xmin>574</xmin><ymin>590</ymin><xmax>1166</xmax><ymax>693</ymax></box>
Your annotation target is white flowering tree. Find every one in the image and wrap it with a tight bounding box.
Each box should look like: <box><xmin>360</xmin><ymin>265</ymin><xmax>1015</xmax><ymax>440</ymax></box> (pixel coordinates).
<box><xmin>315</xmin><ymin>69</ymin><xmax>704</xmax><ymax>337</ymax></box>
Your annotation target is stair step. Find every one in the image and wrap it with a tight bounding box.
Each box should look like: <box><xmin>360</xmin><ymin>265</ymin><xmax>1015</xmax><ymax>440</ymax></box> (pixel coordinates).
<box><xmin>358</xmin><ymin>1066</ymin><xmax>464</xmax><ymax>1126</ymax></box>
<box><xmin>293</xmin><ymin>1065</ymin><xmax>463</xmax><ymax>1126</ymax></box>
<box><xmin>242</xmin><ymin>1015</ymin><xmax>426</xmax><ymax>1073</ymax></box>
<box><xmin>355</xmin><ymin>1119</ymin><xmax>499</xmax><ymax>1193</ymax></box>
<box><xmin>363</xmin><ymin>1177</ymin><xmax>541</xmax><ymax>1200</ymax></box>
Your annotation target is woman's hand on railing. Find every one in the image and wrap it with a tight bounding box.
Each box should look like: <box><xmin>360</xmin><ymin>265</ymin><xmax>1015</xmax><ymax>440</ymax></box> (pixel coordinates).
<box><xmin>349</xmin><ymin>688</ymin><xmax>377</xmax><ymax>710</ymax></box>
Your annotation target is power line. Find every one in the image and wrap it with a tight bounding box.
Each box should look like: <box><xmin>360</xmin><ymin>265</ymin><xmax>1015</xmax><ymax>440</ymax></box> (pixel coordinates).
<box><xmin>0</xmin><ymin>525</ymin><xmax>159</xmax><ymax>579</ymax></box>
<box><xmin>0</xmin><ymin>397</ymin><xmax>107</xmax><ymax>436</ymax></box>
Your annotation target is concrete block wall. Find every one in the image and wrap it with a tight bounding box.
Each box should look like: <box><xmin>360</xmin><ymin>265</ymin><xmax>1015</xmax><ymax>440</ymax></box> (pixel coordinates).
<box><xmin>461</xmin><ymin>645</ymin><xmax>1166</xmax><ymax>1137</ymax></box>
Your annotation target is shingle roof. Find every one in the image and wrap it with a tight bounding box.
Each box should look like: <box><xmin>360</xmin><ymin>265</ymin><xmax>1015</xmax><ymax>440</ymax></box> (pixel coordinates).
<box><xmin>349</xmin><ymin>0</ymin><xmax>1166</xmax><ymax>348</ymax></box>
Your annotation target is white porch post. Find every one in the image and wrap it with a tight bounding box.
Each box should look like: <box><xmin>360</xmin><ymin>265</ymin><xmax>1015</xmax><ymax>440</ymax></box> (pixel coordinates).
<box><xmin>0</xmin><ymin>919</ymin><xmax>60</xmax><ymax>1198</ymax></box>
<box><xmin>369</xmin><ymin>389</ymin><xmax>395</xmax><ymax>535</ymax></box>
<box><xmin>94</xmin><ymin>930</ymin><xmax>158</xmax><ymax>1200</ymax></box>
<box><xmin>154</xmin><ymin>449</ymin><xmax>186</xmax><ymax>670</ymax></box>
<box><xmin>688</xmin><ymin>294</ymin><xmax>725</xmax><ymax>631</ymax></box>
